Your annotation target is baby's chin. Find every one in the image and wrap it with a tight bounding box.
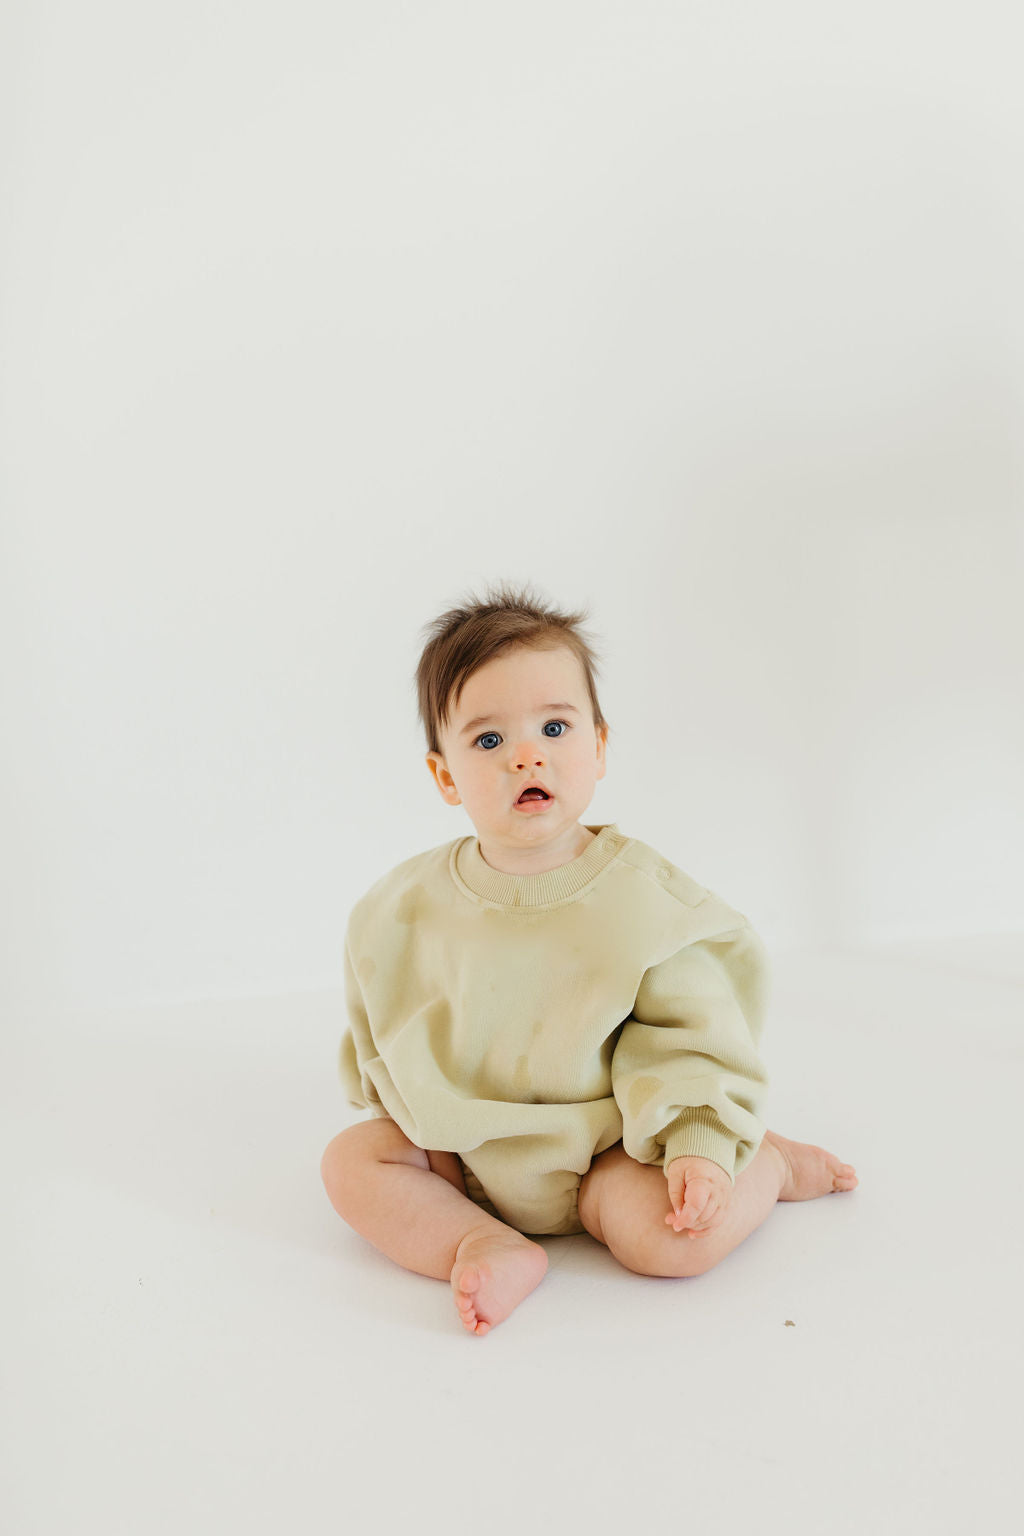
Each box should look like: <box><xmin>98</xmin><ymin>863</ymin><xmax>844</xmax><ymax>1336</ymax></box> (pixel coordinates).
<box><xmin>476</xmin><ymin>811</ymin><xmax>595</xmax><ymax>854</ymax></box>
<box><xmin>503</xmin><ymin>801</ymin><xmax>569</xmax><ymax>831</ymax></box>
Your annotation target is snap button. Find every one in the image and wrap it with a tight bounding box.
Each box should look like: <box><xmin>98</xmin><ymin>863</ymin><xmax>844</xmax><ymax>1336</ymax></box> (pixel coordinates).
<box><xmin>657</xmin><ymin>865</ymin><xmax>671</xmax><ymax>880</ymax></box>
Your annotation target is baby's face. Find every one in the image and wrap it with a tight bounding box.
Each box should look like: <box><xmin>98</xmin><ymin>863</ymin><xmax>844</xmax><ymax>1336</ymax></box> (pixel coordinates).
<box><xmin>426</xmin><ymin>644</ymin><xmax>608</xmax><ymax>862</ymax></box>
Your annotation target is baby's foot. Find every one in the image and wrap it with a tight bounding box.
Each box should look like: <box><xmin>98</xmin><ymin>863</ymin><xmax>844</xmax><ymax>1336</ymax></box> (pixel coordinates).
<box><xmin>450</xmin><ymin>1226</ymin><xmax>549</xmax><ymax>1337</ymax></box>
<box><xmin>763</xmin><ymin>1128</ymin><xmax>859</xmax><ymax>1201</ymax></box>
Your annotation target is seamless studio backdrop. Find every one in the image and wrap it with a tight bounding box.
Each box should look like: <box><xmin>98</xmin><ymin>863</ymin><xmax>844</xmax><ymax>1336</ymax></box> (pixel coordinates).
<box><xmin>2</xmin><ymin>4</ymin><xmax>1022</xmax><ymax>1535</ymax></box>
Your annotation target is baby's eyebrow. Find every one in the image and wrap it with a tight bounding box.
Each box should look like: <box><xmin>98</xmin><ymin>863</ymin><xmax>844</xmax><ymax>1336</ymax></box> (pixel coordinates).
<box><xmin>459</xmin><ymin>702</ymin><xmax>581</xmax><ymax>738</ymax></box>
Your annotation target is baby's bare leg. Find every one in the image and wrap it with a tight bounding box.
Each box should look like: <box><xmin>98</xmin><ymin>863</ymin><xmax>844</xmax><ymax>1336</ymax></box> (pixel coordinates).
<box><xmin>320</xmin><ymin>1118</ymin><xmax>548</xmax><ymax>1336</ymax></box>
<box><xmin>579</xmin><ymin>1128</ymin><xmax>858</xmax><ymax>1278</ymax></box>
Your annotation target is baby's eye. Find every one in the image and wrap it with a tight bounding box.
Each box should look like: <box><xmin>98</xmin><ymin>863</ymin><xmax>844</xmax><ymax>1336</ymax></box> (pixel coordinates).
<box><xmin>473</xmin><ymin>719</ymin><xmax>572</xmax><ymax>750</ymax></box>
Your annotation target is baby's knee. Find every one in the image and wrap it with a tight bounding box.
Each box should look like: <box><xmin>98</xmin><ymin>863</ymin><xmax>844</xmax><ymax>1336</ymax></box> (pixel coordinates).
<box><xmin>615</xmin><ymin>1231</ymin><xmax>720</xmax><ymax>1279</ymax></box>
<box><xmin>320</xmin><ymin>1116</ymin><xmax>428</xmax><ymax>1193</ymax></box>
<box><xmin>321</xmin><ymin>1127</ymin><xmax>359</xmax><ymax>1196</ymax></box>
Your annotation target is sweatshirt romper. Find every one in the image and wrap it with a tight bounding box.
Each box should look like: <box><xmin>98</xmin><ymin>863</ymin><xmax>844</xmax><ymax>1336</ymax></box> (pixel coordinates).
<box><xmin>338</xmin><ymin>823</ymin><xmax>771</xmax><ymax>1236</ymax></box>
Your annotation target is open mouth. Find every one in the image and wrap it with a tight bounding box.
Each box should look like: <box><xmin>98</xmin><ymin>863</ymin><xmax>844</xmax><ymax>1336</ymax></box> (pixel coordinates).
<box><xmin>515</xmin><ymin>787</ymin><xmax>553</xmax><ymax>807</ymax></box>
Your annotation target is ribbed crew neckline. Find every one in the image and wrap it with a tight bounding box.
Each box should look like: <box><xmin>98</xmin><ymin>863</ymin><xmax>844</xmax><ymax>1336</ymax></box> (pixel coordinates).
<box><xmin>450</xmin><ymin>823</ymin><xmax>628</xmax><ymax>909</ymax></box>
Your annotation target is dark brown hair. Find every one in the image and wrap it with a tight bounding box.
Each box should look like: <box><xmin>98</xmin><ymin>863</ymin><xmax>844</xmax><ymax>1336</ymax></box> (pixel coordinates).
<box><xmin>414</xmin><ymin>579</ymin><xmax>611</xmax><ymax>756</ymax></box>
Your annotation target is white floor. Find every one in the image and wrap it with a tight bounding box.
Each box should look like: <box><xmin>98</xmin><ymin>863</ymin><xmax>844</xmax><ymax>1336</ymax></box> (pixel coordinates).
<box><xmin>6</xmin><ymin>936</ymin><xmax>1023</xmax><ymax>1535</ymax></box>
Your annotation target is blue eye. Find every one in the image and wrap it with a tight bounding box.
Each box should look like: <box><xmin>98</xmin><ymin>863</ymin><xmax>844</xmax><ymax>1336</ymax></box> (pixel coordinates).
<box><xmin>473</xmin><ymin>719</ymin><xmax>572</xmax><ymax>750</ymax></box>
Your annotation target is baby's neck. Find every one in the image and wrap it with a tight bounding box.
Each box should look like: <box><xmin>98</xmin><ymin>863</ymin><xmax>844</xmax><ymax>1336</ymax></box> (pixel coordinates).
<box><xmin>478</xmin><ymin>824</ymin><xmax>597</xmax><ymax>876</ymax></box>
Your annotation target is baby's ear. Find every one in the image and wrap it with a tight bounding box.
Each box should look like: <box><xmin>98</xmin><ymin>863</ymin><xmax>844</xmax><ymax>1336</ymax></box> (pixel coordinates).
<box><xmin>424</xmin><ymin>751</ymin><xmax>461</xmax><ymax>804</ymax></box>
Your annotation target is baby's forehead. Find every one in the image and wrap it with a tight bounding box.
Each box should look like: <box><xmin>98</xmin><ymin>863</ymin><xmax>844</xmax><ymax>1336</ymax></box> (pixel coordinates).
<box><xmin>438</xmin><ymin>644</ymin><xmax>590</xmax><ymax>744</ymax></box>
<box><xmin>456</xmin><ymin>648</ymin><xmax>585</xmax><ymax>707</ymax></box>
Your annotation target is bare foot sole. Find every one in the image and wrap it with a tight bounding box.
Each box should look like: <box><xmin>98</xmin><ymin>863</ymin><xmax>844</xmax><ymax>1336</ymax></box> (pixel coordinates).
<box><xmin>450</xmin><ymin>1227</ymin><xmax>549</xmax><ymax>1337</ymax></box>
<box><xmin>763</xmin><ymin>1127</ymin><xmax>859</xmax><ymax>1201</ymax></box>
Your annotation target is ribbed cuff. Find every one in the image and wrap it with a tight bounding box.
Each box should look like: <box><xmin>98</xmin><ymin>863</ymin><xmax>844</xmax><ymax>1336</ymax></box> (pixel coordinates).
<box><xmin>662</xmin><ymin>1106</ymin><xmax>738</xmax><ymax>1184</ymax></box>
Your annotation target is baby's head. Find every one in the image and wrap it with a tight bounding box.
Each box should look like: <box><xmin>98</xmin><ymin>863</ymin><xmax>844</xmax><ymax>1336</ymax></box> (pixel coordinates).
<box><xmin>416</xmin><ymin>580</ymin><xmax>611</xmax><ymax>865</ymax></box>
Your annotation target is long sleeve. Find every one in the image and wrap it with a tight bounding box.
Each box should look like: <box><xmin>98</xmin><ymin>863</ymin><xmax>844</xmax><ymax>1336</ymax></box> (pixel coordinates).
<box><xmin>338</xmin><ymin>931</ymin><xmax>387</xmax><ymax>1116</ymax></box>
<box><xmin>610</xmin><ymin>922</ymin><xmax>771</xmax><ymax>1184</ymax></box>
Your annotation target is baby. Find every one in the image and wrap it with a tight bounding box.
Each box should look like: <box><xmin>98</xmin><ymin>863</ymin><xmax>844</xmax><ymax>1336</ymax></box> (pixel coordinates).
<box><xmin>321</xmin><ymin>582</ymin><xmax>858</xmax><ymax>1336</ymax></box>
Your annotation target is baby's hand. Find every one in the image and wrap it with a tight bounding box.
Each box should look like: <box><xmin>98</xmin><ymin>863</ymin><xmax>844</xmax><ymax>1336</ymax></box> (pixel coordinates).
<box><xmin>664</xmin><ymin>1155</ymin><xmax>732</xmax><ymax>1238</ymax></box>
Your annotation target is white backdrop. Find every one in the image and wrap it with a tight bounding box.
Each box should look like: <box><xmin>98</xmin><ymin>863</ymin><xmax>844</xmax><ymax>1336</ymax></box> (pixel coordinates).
<box><xmin>2</xmin><ymin>0</ymin><xmax>1022</xmax><ymax>1013</ymax></box>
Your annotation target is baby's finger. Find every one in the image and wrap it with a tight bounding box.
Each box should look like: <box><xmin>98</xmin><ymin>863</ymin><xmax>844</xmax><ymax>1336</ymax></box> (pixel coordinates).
<box><xmin>679</xmin><ymin>1196</ymin><xmax>709</xmax><ymax>1228</ymax></box>
<box><xmin>687</xmin><ymin>1218</ymin><xmax>720</xmax><ymax>1239</ymax></box>
<box><xmin>700</xmin><ymin>1198</ymin><xmax>731</xmax><ymax>1233</ymax></box>
<box><xmin>684</xmin><ymin>1179</ymin><xmax>714</xmax><ymax>1210</ymax></box>
<box><xmin>669</xmin><ymin>1196</ymin><xmax>709</xmax><ymax>1232</ymax></box>
<box><xmin>686</xmin><ymin>1198</ymin><xmax>721</xmax><ymax>1235</ymax></box>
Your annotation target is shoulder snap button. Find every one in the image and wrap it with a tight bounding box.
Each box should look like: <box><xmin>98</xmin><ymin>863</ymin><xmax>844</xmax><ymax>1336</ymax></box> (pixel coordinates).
<box><xmin>657</xmin><ymin>866</ymin><xmax>671</xmax><ymax>879</ymax></box>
